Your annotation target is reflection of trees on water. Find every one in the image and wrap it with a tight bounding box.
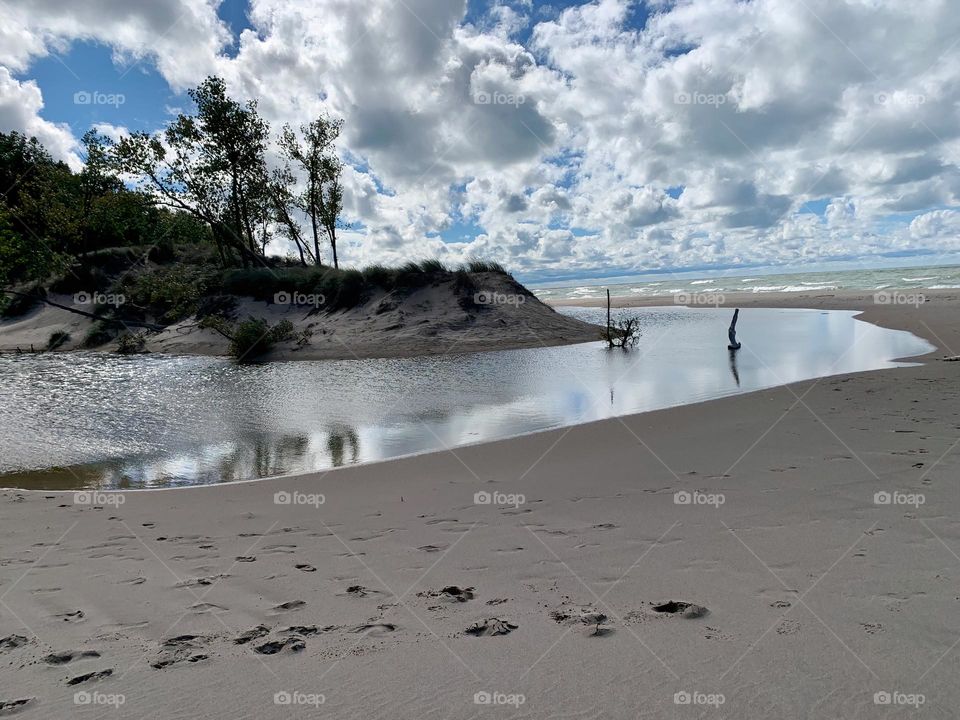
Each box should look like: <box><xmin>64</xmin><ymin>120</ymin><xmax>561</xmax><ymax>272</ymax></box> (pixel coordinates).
<box><xmin>327</xmin><ymin>426</ymin><xmax>360</xmax><ymax>467</ymax></box>
<box><xmin>218</xmin><ymin>435</ymin><xmax>312</xmax><ymax>480</ymax></box>
<box><xmin>19</xmin><ymin>426</ymin><xmax>365</xmax><ymax>490</ymax></box>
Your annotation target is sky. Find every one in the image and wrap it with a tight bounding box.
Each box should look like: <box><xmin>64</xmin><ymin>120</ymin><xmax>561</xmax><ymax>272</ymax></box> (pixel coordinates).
<box><xmin>1</xmin><ymin>0</ymin><xmax>960</xmax><ymax>283</ymax></box>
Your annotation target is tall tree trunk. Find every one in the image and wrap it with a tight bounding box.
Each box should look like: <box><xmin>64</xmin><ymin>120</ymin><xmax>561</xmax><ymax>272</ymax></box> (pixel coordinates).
<box><xmin>309</xmin><ymin>175</ymin><xmax>322</xmax><ymax>265</ymax></box>
<box><xmin>325</xmin><ymin>222</ymin><xmax>338</xmax><ymax>270</ymax></box>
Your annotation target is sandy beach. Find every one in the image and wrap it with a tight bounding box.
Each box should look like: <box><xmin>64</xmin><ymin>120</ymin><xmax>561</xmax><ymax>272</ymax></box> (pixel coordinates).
<box><xmin>1</xmin><ymin>291</ymin><xmax>959</xmax><ymax>719</ymax></box>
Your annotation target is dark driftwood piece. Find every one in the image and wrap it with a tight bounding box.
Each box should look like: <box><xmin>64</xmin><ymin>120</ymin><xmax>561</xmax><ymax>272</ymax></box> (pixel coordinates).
<box><xmin>727</xmin><ymin>308</ymin><xmax>742</xmax><ymax>350</ymax></box>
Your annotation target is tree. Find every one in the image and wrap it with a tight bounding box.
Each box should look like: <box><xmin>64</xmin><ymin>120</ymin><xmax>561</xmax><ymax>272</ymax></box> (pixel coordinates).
<box><xmin>267</xmin><ymin>165</ymin><xmax>317</xmax><ymax>267</ymax></box>
<box><xmin>0</xmin><ymin>131</ymin><xmax>79</xmax><ymax>253</ymax></box>
<box><xmin>278</xmin><ymin>115</ymin><xmax>344</xmax><ymax>268</ymax></box>
<box><xmin>0</xmin><ymin>203</ymin><xmax>68</xmax><ymax>291</ymax></box>
<box><xmin>109</xmin><ymin>76</ymin><xmax>272</xmax><ymax>267</ymax></box>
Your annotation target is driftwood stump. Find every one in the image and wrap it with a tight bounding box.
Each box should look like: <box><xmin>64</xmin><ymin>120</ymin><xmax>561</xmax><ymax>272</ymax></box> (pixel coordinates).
<box><xmin>727</xmin><ymin>308</ymin><xmax>742</xmax><ymax>350</ymax></box>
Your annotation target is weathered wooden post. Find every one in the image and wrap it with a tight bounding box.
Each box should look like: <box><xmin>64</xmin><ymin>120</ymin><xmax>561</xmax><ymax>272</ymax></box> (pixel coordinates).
<box><xmin>606</xmin><ymin>288</ymin><xmax>611</xmax><ymax>346</ymax></box>
<box><xmin>727</xmin><ymin>308</ymin><xmax>741</xmax><ymax>350</ymax></box>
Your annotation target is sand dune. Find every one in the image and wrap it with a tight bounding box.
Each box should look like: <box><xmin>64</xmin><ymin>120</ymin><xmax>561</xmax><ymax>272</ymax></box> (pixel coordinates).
<box><xmin>0</xmin><ymin>293</ymin><xmax>958</xmax><ymax>718</ymax></box>
<box><xmin>0</xmin><ymin>271</ymin><xmax>599</xmax><ymax>361</ymax></box>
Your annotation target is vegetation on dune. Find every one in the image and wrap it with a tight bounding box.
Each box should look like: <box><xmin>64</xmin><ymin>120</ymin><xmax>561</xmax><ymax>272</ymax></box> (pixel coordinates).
<box><xmin>46</xmin><ymin>330</ymin><xmax>70</xmax><ymax>350</ymax></box>
<box><xmin>0</xmin><ymin>76</ymin><xmax>519</xmax><ymax>360</ymax></box>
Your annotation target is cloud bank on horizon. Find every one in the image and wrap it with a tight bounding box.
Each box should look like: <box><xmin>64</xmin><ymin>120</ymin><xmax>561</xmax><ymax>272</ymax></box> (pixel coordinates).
<box><xmin>1</xmin><ymin>0</ymin><xmax>959</xmax><ymax>281</ymax></box>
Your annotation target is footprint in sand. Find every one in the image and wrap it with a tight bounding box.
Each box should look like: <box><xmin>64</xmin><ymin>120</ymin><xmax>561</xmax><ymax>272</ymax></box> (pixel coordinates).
<box><xmin>342</xmin><ymin>585</ymin><xmax>388</xmax><ymax>599</ymax></box>
<box><xmin>550</xmin><ymin>606</ymin><xmax>611</xmax><ymax>636</ymax></box>
<box><xmin>281</xmin><ymin>625</ymin><xmax>339</xmax><ymax>637</ymax></box>
<box><xmin>349</xmin><ymin>529</ymin><xmax>398</xmax><ymax>542</ymax></box>
<box><xmin>233</xmin><ymin>626</ymin><xmax>270</xmax><ymax>645</ymax></box>
<box><xmin>350</xmin><ymin>623</ymin><xmax>397</xmax><ymax>637</ymax></box>
<box><xmin>176</xmin><ymin>574</ymin><xmax>229</xmax><ymax>589</ymax></box>
<box><xmin>0</xmin><ymin>698</ymin><xmax>34</xmax><ymax>714</ymax></box>
<box><xmin>151</xmin><ymin>636</ymin><xmax>210</xmax><ymax>669</ymax></box>
<box><xmin>189</xmin><ymin>602</ymin><xmax>228</xmax><ymax>614</ymax></box>
<box><xmin>465</xmin><ymin>618</ymin><xmax>517</xmax><ymax>637</ymax></box>
<box><xmin>263</xmin><ymin>544</ymin><xmax>297</xmax><ymax>555</ymax></box>
<box><xmin>117</xmin><ymin>577</ymin><xmax>146</xmax><ymax>586</ymax></box>
<box><xmin>271</xmin><ymin>600</ymin><xmax>306</xmax><ymax>613</ymax></box>
<box><xmin>253</xmin><ymin>637</ymin><xmax>305</xmax><ymax>655</ymax></box>
<box><xmin>651</xmin><ymin>601</ymin><xmax>708</xmax><ymax>619</ymax></box>
<box><xmin>43</xmin><ymin>650</ymin><xmax>101</xmax><ymax>665</ymax></box>
<box><xmin>418</xmin><ymin>586</ymin><xmax>475</xmax><ymax>603</ymax></box>
<box><xmin>0</xmin><ymin>635</ymin><xmax>31</xmax><ymax>652</ymax></box>
<box><xmin>66</xmin><ymin>669</ymin><xmax>113</xmax><ymax>685</ymax></box>
<box><xmin>417</xmin><ymin>544</ymin><xmax>447</xmax><ymax>553</ymax></box>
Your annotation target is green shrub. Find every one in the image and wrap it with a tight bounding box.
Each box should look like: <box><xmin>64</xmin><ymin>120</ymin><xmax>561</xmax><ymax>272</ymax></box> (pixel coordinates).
<box><xmin>83</xmin><ymin>320</ymin><xmax>115</xmax><ymax>348</ymax></box>
<box><xmin>229</xmin><ymin>317</ymin><xmax>273</xmax><ymax>359</ymax></box>
<box><xmin>122</xmin><ymin>265</ymin><xmax>216</xmax><ymax>323</ymax></box>
<box><xmin>116</xmin><ymin>332</ymin><xmax>147</xmax><ymax>354</ymax></box>
<box><xmin>46</xmin><ymin>330</ymin><xmax>70</xmax><ymax>350</ymax></box>
<box><xmin>1</xmin><ymin>285</ymin><xmax>46</xmax><ymax>318</ymax></box>
<box><xmin>269</xmin><ymin>319</ymin><xmax>295</xmax><ymax>343</ymax></box>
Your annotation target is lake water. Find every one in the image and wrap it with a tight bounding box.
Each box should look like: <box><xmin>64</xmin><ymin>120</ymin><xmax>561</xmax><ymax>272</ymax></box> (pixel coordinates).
<box><xmin>532</xmin><ymin>263</ymin><xmax>960</xmax><ymax>302</ymax></box>
<box><xmin>0</xmin><ymin>307</ymin><xmax>934</xmax><ymax>490</ymax></box>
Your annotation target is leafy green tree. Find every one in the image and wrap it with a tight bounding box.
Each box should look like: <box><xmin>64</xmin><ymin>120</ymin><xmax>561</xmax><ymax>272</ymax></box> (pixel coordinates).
<box><xmin>0</xmin><ymin>203</ymin><xmax>68</xmax><ymax>288</ymax></box>
<box><xmin>110</xmin><ymin>77</ymin><xmax>271</xmax><ymax>267</ymax></box>
<box><xmin>278</xmin><ymin>115</ymin><xmax>344</xmax><ymax>268</ymax></box>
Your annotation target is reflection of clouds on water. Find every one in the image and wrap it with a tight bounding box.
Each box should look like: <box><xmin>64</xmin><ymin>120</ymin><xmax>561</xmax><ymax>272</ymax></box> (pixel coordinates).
<box><xmin>0</xmin><ymin>308</ymin><xmax>934</xmax><ymax>489</ymax></box>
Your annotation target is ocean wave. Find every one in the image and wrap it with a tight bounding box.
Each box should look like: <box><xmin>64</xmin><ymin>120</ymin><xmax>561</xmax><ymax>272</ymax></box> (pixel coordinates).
<box><xmin>749</xmin><ymin>284</ymin><xmax>839</xmax><ymax>293</ymax></box>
